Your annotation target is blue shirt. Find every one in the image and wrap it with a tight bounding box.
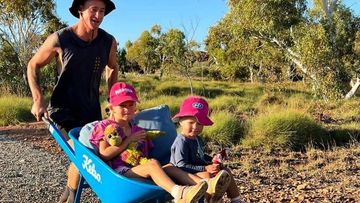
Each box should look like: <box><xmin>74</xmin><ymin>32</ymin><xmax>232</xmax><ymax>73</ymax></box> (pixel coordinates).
<box><xmin>170</xmin><ymin>134</ymin><xmax>212</xmax><ymax>173</ymax></box>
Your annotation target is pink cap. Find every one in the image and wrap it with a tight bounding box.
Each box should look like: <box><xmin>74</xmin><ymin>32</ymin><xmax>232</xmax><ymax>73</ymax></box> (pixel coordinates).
<box><xmin>172</xmin><ymin>96</ymin><xmax>213</xmax><ymax>126</ymax></box>
<box><xmin>109</xmin><ymin>82</ymin><xmax>139</xmax><ymax>106</ymax></box>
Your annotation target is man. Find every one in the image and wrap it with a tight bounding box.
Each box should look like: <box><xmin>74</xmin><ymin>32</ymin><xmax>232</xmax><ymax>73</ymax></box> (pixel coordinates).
<box><xmin>27</xmin><ymin>0</ymin><xmax>118</xmax><ymax>202</ymax></box>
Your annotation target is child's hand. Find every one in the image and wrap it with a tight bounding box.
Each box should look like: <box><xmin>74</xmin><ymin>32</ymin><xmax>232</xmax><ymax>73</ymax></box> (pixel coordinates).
<box><xmin>128</xmin><ymin>130</ymin><xmax>147</xmax><ymax>142</ymax></box>
<box><xmin>205</xmin><ymin>164</ymin><xmax>220</xmax><ymax>174</ymax></box>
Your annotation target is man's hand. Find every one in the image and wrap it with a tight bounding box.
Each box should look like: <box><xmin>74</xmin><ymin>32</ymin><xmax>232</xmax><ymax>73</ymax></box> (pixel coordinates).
<box><xmin>31</xmin><ymin>99</ymin><xmax>48</xmax><ymax>121</ymax></box>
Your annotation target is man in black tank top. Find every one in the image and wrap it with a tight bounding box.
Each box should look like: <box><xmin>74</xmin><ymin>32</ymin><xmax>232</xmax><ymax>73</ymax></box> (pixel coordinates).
<box><xmin>27</xmin><ymin>0</ymin><xmax>117</xmax><ymax>202</ymax></box>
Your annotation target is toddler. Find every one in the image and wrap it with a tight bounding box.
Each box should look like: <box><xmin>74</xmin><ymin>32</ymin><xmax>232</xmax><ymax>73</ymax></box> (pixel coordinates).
<box><xmin>171</xmin><ymin>96</ymin><xmax>243</xmax><ymax>203</ymax></box>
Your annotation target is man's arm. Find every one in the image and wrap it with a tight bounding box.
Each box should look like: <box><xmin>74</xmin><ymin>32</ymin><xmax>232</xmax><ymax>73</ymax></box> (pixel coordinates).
<box><xmin>27</xmin><ymin>33</ymin><xmax>60</xmax><ymax>121</ymax></box>
<box><xmin>105</xmin><ymin>38</ymin><xmax>119</xmax><ymax>92</ymax></box>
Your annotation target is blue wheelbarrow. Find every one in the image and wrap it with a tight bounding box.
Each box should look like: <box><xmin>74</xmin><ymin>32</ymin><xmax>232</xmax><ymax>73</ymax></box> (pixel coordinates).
<box><xmin>43</xmin><ymin>105</ymin><xmax>177</xmax><ymax>203</ymax></box>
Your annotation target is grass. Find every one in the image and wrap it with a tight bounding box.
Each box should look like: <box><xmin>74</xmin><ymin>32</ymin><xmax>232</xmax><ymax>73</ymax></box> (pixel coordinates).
<box><xmin>1</xmin><ymin>75</ymin><xmax>360</xmax><ymax>150</ymax></box>
<box><xmin>137</xmin><ymin>95</ymin><xmax>183</xmax><ymax>116</ymax></box>
<box><xmin>0</xmin><ymin>96</ymin><xmax>34</xmax><ymax>126</ymax></box>
<box><xmin>209</xmin><ymin>95</ymin><xmax>241</xmax><ymax>112</ymax></box>
<box><xmin>202</xmin><ymin>111</ymin><xmax>246</xmax><ymax>145</ymax></box>
<box><xmin>242</xmin><ymin>110</ymin><xmax>326</xmax><ymax>151</ymax></box>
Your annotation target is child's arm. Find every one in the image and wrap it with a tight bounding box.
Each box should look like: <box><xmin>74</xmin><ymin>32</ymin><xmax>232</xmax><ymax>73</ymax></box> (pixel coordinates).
<box><xmin>98</xmin><ymin>136</ymin><xmax>132</xmax><ymax>161</ymax></box>
<box><xmin>98</xmin><ymin>130</ymin><xmax>147</xmax><ymax>161</ymax></box>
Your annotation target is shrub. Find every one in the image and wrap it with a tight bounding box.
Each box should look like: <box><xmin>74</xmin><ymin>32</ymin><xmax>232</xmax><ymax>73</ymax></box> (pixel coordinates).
<box><xmin>329</xmin><ymin>122</ymin><xmax>360</xmax><ymax>145</ymax></box>
<box><xmin>209</xmin><ymin>95</ymin><xmax>240</xmax><ymax>112</ymax></box>
<box><xmin>193</xmin><ymin>87</ymin><xmax>224</xmax><ymax>98</ymax></box>
<box><xmin>155</xmin><ymin>82</ymin><xmax>189</xmax><ymax>96</ymax></box>
<box><xmin>242</xmin><ymin>110</ymin><xmax>327</xmax><ymax>151</ymax></box>
<box><xmin>138</xmin><ymin>95</ymin><xmax>183</xmax><ymax>116</ymax></box>
<box><xmin>285</xmin><ymin>93</ymin><xmax>313</xmax><ymax>110</ymax></box>
<box><xmin>202</xmin><ymin>111</ymin><xmax>246</xmax><ymax>145</ymax></box>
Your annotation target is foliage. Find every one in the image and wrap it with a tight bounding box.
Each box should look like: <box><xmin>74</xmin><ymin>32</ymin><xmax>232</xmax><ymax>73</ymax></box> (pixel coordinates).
<box><xmin>137</xmin><ymin>95</ymin><xmax>183</xmax><ymax>117</ymax></box>
<box><xmin>243</xmin><ymin>110</ymin><xmax>326</xmax><ymax>151</ymax></box>
<box><xmin>209</xmin><ymin>95</ymin><xmax>241</xmax><ymax>112</ymax></box>
<box><xmin>0</xmin><ymin>0</ymin><xmax>66</xmax><ymax>96</ymax></box>
<box><xmin>2</xmin><ymin>75</ymin><xmax>360</xmax><ymax>149</ymax></box>
<box><xmin>205</xmin><ymin>0</ymin><xmax>360</xmax><ymax>100</ymax></box>
<box><xmin>117</xmin><ymin>48</ymin><xmax>127</xmax><ymax>75</ymax></box>
<box><xmin>126</xmin><ymin>29</ymin><xmax>160</xmax><ymax>74</ymax></box>
<box><xmin>206</xmin><ymin>0</ymin><xmax>305</xmax><ymax>81</ymax></box>
<box><xmin>0</xmin><ymin>96</ymin><xmax>33</xmax><ymax>126</ymax></box>
<box><xmin>202</xmin><ymin>110</ymin><xmax>245</xmax><ymax>145</ymax></box>
<box><xmin>125</xmin><ymin>25</ymin><xmax>202</xmax><ymax>93</ymax></box>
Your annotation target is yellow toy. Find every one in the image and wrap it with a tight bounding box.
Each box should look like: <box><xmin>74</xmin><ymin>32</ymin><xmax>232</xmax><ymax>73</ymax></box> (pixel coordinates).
<box><xmin>146</xmin><ymin>130</ymin><xmax>165</xmax><ymax>139</ymax></box>
<box><xmin>103</xmin><ymin>124</ymin><xmax>149</xmax><ymax>166</ymax></box>
<box><xmin>104</xmin><ymin>125</ymin><xmax>122</xmax><ymax>146</ymax></box>
<box><xmin>121</xmin><ymin>142</ymin><xmax>149</xmax><ymax>166</ymax></box>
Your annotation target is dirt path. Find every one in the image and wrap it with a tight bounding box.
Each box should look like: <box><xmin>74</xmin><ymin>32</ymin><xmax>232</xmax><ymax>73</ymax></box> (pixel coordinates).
<box><xmin>0</xmin><ymin>122</ymin><xmax>99</xmax><ymax>203</ymax></box>
<box><xmin>0</xmin><ymin>122</ymin><xmax>63</xmax><ymax>154</ymax></box>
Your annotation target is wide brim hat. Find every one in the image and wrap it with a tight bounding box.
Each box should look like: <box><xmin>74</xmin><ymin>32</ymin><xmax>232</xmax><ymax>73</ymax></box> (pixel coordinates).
<box><xmin>172</xmin><ymin>96</ymin><xmax>213</xmax><ymax>126</ymax></box>
<box><xmin>69</xmin><ymin>0</ymin><xmax>116</xmax><ymax>18</ymax></box>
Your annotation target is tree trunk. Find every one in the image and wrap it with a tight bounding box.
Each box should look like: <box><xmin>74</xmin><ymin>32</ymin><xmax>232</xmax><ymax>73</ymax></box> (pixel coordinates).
<box><xmin>185</xmin><ymin>71</ymin><xmax>193</xmax><ymax>95</ymax></box>
<box><xmin>249</xmin><ymin>66</ymin><xmax>254</xmax><ymax>83</ymax></box>
<box><xmin>345</xmin><ymin>77</ymin><xmax>360</xmax><ymax>99</ymax></box>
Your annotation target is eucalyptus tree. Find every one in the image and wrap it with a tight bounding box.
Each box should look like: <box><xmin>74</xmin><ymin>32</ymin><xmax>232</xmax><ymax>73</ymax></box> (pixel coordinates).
<box><xmin>125</xmin><ymin>25</ymin><xmax>200</xmax><ymax>94</ymax></box>
<box><xmin>0</xmin><ymin>0</ymin><xmax>65</xmax><ymax>95</ymax></box>
<box><xmin>159</xmin><ymin>28</ymin><xmax>199</xmax><ymax>93</ymax></box>
<box><xmin>346</xmin><ymin>31</ymin><xmax>360</xmax><ymax>99</ymax></box>
<box><xmin>206</xmin><ymin>0</ymin><xmax>360</xmax><ymax>100</ymax></box>
<box><xmin>117</xmin><ymin>47</ymin><xmax>127</xmax><ymax>75</ymax></box>
<box><xmin>295</xmin><ymin>0</ymin><xmax>359</xmax><ymax>99</ymax></box>
<box><xmin>126</xmin><ymin>26</ymin><xmax>161</xmax><ymax>74</ymax></box>
<box><xmin>206</xmin><ymin>0</ymin><xmax>305</xmax><ymax>81</ymax></box>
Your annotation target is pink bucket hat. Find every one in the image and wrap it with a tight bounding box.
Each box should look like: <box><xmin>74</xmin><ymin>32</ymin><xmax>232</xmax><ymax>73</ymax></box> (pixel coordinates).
<box><xmin>172</xmin><ymin>96</ymin><xmax>213</xmax><ymax>126</ymax></box>
<box><xmin>109</xmin><ymin>82</ymin><xmax>139</xmax><ymax>106</ymax></box>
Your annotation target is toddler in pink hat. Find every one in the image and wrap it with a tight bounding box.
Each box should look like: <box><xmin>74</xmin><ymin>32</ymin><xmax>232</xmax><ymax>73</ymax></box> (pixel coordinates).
<box><xmin>172</xmin><ymin>96</ymin><xmax>213</xmax><ymax>126</ymax></box>
<box><xmin>171</xmin><ymin>96</ymin><xmax>243</xmax><ymax>203</ymax></box>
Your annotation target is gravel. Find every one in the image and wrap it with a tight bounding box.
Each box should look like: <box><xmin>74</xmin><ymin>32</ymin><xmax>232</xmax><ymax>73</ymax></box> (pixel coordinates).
<box><xmin>0</xmin><ymin>129</ymin><xmax>99</xmax><ymax>203</ymax></box>
<box><xmin>1</xmin><ymin>123</ymin><xmax>359</xmax><ymax>203</ymax></box>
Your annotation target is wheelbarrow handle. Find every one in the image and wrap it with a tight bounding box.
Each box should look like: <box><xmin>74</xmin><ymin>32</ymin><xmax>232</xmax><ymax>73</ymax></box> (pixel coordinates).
<box><xmin>42</xmin><ymin>117</ymin><xmax>50</xmax><ymax>125</ymax></box>
<box><xmin>42</xmin><ymin>116</ymin><xmax>76</xmax><ymax>161</ymax></box>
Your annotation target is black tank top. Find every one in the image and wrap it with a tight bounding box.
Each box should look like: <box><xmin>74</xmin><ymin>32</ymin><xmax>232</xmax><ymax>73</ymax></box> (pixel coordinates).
<box><xmin>48</xmin><ymin>27</ymin><xmax>113</xmax><ymax>129</ymax></box>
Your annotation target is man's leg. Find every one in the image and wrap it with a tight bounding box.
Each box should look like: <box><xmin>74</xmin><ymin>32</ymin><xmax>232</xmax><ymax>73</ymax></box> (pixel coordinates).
<box><xmin>59</xmin><ymin>139</ymin><xmax>80</xmax><ymax>203</ymax></box>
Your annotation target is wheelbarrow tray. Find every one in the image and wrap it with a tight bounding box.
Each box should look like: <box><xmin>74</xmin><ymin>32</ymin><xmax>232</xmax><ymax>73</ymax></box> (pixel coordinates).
<box><xmin>45</xmin><ymin>105</ymin><xmax>177</xmax><ymax>203</ymax></box>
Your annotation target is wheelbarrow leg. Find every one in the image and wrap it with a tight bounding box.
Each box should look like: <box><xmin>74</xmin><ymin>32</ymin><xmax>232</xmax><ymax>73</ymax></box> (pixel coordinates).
<box><xmin>74</xmin><ymin>175</ymin><xmax>86</xmax><ymax>203</ymax></box>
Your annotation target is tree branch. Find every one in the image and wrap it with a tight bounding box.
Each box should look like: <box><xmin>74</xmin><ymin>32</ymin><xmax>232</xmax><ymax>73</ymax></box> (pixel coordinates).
<box><xmin>345</xmin><ymin>77</ymin><xmax>360</xmax><ymax>99</ymax></box>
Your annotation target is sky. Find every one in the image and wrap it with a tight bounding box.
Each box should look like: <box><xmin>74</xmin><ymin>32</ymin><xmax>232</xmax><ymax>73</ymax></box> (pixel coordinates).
<box><xmin>54</xmin><ymin>0</ymin><xmax>228</xmax><ymax>49</ymax></box>
<box><xmin>54</xmin><ymin>0</ymin><xmax>359</xmax><ymax>49</ymax></box>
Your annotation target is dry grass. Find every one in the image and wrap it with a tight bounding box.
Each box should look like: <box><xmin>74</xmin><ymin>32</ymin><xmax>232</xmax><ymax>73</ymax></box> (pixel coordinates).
<box><xmin>226</xmin><ymin>143</ymin><xmax>360</xmax><ymax>202</ymax></box>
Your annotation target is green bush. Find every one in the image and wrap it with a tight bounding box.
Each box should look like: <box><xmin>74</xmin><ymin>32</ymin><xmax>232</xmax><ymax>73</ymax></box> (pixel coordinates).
<box><xmin>0</xmin><ymin>96</ymin><xmax>34</xmax><ymax>126</ymax></box>
<box><xmin>285</xmin><ymin>93</ymin><xmax>313</xmax><ymax>110</ymax></box>
<box><xmin>209</xmin><ymin>95</ymin><xmax>240</xmax><ymax>112</ymax></box>
<box><xmin>257</xmin><ymin>92</ymin><xmax>284</xmax><ymax>106</ymax></box>
<box><xmin>193</xmin><ymin>86</ymin><xmax>224</xmax><ymax>98</ymax></box>
<box><xmin>155</xmin><ymin>82</ymin><xmax>189</xmax><ymax>96</ymax></box>
<box><xmin>329</xmin><ymin>122</ymin><xmax>360</xmax><ymax>145</ymax></box>
<box><xmin>138</xmin><ymin>95</ymin><xmax>183</xmax><ymax>116</ymax></box>
<box><xmin>202</xmin><ymin>111</ymin><xmax>246</xmax><ymax>145</ymax></box>
<box><xmin>242</xmin><ymin>110</ymin><xmax>327</xmax><ymax>151</ymax></box>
